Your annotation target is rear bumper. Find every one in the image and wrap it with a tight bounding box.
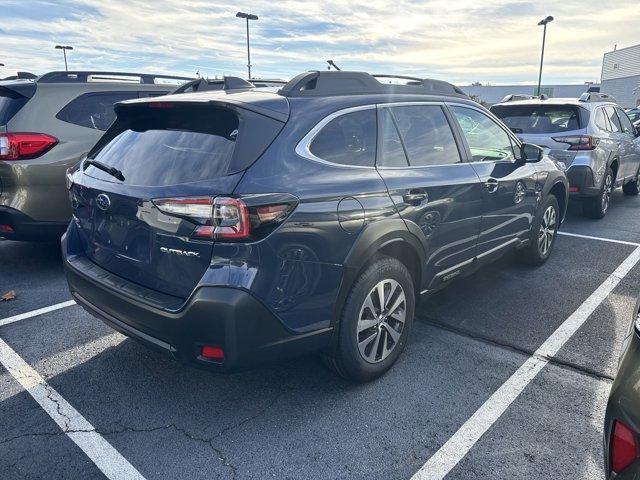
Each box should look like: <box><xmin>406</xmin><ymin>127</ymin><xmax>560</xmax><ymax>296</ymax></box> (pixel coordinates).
<box><xmin>566</xmin><ymin>165</ymin><xmax>601</xmax><ymax>197</ymax></box>
<box><xmin>62</xmin><ymin>238</ymin><xmax>332</xmax><ymax>372</ymax></box>
<box><xmin>0</xmin><ymin>206</ymin><xmax>67</xmax><ymax>241</ymax></box>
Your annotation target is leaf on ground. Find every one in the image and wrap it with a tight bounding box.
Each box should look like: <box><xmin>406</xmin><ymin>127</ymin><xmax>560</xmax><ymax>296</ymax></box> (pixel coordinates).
<box><xmin>1</xmin><ymin>290</ymin><xmax>16</xmax><ymax>301</ymax></box>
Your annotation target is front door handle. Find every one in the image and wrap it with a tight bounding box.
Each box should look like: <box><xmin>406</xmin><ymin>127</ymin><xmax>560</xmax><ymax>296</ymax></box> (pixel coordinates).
<box><xmin>485</xmin><ymin>178</ymin><xmax>499</xmax><ymax>193</ymax></box>
<box><xmin>403</xmin><ymin>190</ymin><xmax>428</xmax><ymax>205</ymax></box>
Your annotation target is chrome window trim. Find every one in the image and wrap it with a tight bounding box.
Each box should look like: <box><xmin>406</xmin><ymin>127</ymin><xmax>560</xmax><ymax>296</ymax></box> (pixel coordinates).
<box><xmin>295</xmin><ymin>104</ymin><xmax>377</xmax><ymax>169</ymax></box>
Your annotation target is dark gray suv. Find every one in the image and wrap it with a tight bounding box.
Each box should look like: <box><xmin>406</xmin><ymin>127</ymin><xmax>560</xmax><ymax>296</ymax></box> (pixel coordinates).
<box><xmin>0</xmin><ymin>71</ymin><xmax>191</xmax><ymax>241</ymax></box>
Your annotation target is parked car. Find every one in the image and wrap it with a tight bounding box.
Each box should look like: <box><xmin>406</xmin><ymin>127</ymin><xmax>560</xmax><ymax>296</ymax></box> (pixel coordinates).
<box><xmin>491</xmin><ymin>93</ymin><xmax>640</xmax><ymax>219</ymax></box>
<box><xmin>0</xmin><ymin>70</ymin><xmax>192</xmax><ymax>241</ymax></box>
<box><xmin>604</xmin><ymin>296</ymin><xmax>640</xmax><ymax>478</ymax></box>
<box><xmin>63</xmin><ymin>71</ymin><xmax>568</xmax><ymax>381</ymax></box>
<box><xmin>626</xmin><ymin>107</ymin><xmax>640</xmax><ymax>125</ymax></box>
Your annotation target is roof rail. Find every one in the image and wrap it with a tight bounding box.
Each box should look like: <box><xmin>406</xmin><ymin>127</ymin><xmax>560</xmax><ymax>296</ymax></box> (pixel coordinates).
<box><xmin>579</xmin><ymin>92</ymin><xmax>616</xmax><ymax>103</ymax></box>
<box><xmin>278</xmin><ymin>71</ymin><xmax>467</xmax><ymax>98</ymax></box>
<box><xmin>500</xmin><ymin>93</ymin><xmax>548</xmax><ymax>103</ymax></box>
<box><xmin>37</xmin><ymin>71</ymin><xmax>193</xmax><ymax>85</ymax></box>
<box><xmin>172</xmin><ymin>76</ymin><xmax>254</xmax><ymax>94</ymax></box>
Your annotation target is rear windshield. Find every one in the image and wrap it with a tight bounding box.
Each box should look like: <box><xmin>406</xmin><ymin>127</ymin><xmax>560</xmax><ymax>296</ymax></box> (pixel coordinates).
<box><xmin>0</xmin><ymin>94</ymin><xmax>28</xmax><ymax>126</ymax></box>
<box><xmin>490</xmin><ymin>105</ymin><xmax>585</xmax><ymax>134</ymax></box>
<box><xmin>85</xmin><ymin>105</ymin><xmax>283</xmax><ymax>186</ymax></box>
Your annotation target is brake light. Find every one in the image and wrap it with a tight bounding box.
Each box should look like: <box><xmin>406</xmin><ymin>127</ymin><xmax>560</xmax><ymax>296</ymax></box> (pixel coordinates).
<box><xmin>611</xmin><ymin>420</ymin><xmax>639</xmax><ymax>473</ymax></box>
<box><xmin>552</xmin><ymin>135</ymin><xmax>599</xmax><ymax>151</ymax></box>
<box><xmin>0</xmin><ymin>133</ymin><xmax>58</xmax><ymax>161</ymax></box>
<box><xmin>152</xmin><ymin>196</ymin><xmax>295</xmax><ymax>242</ymax></box>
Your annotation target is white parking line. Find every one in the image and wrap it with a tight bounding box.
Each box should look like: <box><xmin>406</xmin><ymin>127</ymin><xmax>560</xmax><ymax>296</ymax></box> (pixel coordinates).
<box><xmin>558</xmin><ymin>231</ymin><xmax>640</xmax><ymax>247</ymax></box>
<box><xmin>0</xmin><ymin>300</ymin><xmax>76</xmax><ymax>328</ymax></box>
<box><xmin>0</xmin><ymin>336</ymin><xmax>146</xmax><ymax>480</ymax></box>
<box><xmin>411</xmin><ymin>245</ymin><xmax>640</xmax><ymax>480</ymax></box>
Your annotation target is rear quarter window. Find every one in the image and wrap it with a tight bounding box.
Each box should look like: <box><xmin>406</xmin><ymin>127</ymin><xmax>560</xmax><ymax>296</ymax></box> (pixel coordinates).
<box><xmin>56</xmin><ymin>92</ymin><xmax>138</xmax><ymax>131</ymax></box>
<box><xmin>0</xmin><ymin>94</ymin><xmax>29</xmax><ymax>126</ymax></box>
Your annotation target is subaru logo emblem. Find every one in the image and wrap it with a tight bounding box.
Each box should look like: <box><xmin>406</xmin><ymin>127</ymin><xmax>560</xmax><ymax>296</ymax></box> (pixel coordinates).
<box><xmin>96</xmin><ymin>193</ymin><xmax>111</xmax><ymax>211</ymax></box>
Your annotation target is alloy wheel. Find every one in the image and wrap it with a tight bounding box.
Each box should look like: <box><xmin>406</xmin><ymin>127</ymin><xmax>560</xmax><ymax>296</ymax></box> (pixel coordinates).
<box><xmin>602</xmin><ymin>173</ymin><xmax>613</xmax><ymax>213</ymax></box>
<box><xmin>538</xmin><ymin>205</ymin><xmax>557</xmax><ymax>256</ymax></box>
<box><xmin>357</xmin><ymin>279</ymin><xmax>406</xmax><ymax>364</ymax></box>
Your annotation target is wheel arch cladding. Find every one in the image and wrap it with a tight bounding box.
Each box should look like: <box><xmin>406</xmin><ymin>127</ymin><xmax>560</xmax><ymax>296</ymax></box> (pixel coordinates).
<box><xmin>549</xmin><ymin>181</ymin><xmax>567</xmax><ymax>222</ymax></box>
<box><xmin>610</xmin><ymin>158</ymin><xmax>619</xmax><ymax>180</ymax></box>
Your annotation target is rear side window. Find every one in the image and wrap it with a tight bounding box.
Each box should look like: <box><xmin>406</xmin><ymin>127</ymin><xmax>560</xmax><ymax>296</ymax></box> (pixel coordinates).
<box><xmin>604</xmin><ymin>106</ymin><xmax>622</xmax><ymax>133</ymax></box>
<box><xmin>379</xmin><ymin>109</ymin><xmax>409</xmax><ymax>167</ymax></box>
<box><xmin>308</xmin><ymin>109</ymin><xmax>376</xmax><ymax>167</ymax></box>
<box><xmin>57</xmin><ymin>92</ymin><xmax>138</xmax><ymax>131</ymax></box>
<box><xmin>490</xmin><ymin>104</ymin><xmax>583</xmax><ymax>134</ymax></box>
<box><xmin>385</xmin><ymin>105</ymin><xmax>461</xmax><ymax>166</ymax></box>
<box><xmin>594</xmin><ymin>108</ymin><xmax>610</xmax><ymax>131</ymax></box>
<box><xmin>0</xmin><ymin>94</ymin><xmax>29</xmax><ymax>126</ymax></box>
<box><xmin>86</xmin><ymin>105</ymin><xmax>283</xmax><ymax>186</ymax></box>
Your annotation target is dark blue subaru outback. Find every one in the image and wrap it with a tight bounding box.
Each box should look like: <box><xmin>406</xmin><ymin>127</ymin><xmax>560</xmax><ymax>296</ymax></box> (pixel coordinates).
<box><xmin>63</xmin><ymin>71</ymin><xmax>568</xmax><ymax>381</ymax></box>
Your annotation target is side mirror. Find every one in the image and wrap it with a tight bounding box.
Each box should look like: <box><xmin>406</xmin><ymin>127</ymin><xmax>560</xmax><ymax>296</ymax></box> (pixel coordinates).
<box><xmin>520</xmin><ymin>143</ymin><xmax>543</xmax><ymax>163</ymax></box>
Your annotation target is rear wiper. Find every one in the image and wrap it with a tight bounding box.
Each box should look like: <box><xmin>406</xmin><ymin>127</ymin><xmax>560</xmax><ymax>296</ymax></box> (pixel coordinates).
<box><xmin>83</xmin><ymin>158</ymin><xmax>125</xmax><ymax>182</ymax></box>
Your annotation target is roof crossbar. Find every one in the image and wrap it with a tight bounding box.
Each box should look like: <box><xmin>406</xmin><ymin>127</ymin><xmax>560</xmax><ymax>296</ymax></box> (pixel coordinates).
<box><xmin>37</xmin><ymin>71</ymin><xmax>193</xmax><ymax>85</ymax></box>
<box><xmin>278</xmin><ymin>71</ymin><xmax>467</xmax><ymax>98</ymax></box>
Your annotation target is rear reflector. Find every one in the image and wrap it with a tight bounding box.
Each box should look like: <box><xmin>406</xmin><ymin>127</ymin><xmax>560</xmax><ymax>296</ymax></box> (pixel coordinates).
<box><xmin>201</xmin><ymin>345</ymin><xmax>224</xmax><ymax>361</ymax></box>
<box><xmin>0</xmin><ymin>224</ymin><xmax>14</xmax><ymax>234</ymax></box>
<box><xmin>0</xmin><ymin>132</ymin><xmax>58</xmax><ymax>161</ymax></box>
<box><xmin>569</xmin><ymin>186</ymin><xmax>579</xmax><ymax>193</ymax></box>
<box><xmin>611</xmin><ymin>420</ymin><xmax>638</xmax><ymax>473</ymax></box>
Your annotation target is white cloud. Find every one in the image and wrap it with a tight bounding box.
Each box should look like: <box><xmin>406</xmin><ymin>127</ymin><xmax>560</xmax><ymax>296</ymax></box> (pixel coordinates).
<box><xmin>1</xmin><ymin>0</ymin><xmax>639</xmax><ymax>84</ymax></box>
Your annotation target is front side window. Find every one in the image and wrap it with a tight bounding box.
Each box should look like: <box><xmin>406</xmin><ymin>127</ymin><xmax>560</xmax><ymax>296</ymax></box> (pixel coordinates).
<box><xmin>308</xmin><ymin>109</ymin><xmax>376</xmax><ymax>167</ymax></box>
<box><xmin>451</xmin><ymin>106</ymin><xmax>516</xmax><ymax>162</ymax></box>
<box><xmin>615</xmin><ymin>107</ymin><xmax>635</xmax><ymax>134</ymax></box>
<box><xmin>604</xmin><ymin>106</ymin><xmax>622</xmax><ymax>133</ymax></box>
<box><xmin>385</xmin><ymin>105</ymin><xmax>461</xmax><ymax>167</ymax></box>
<box><xmin>57</xmin><ymin>92</ymin><xmax>138</xmax><ymax>131</ymax></box>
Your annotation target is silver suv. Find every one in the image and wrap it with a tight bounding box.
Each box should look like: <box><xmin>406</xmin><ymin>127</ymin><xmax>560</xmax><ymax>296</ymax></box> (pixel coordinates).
<box><xmin>0</xmin><ymin>71</ymin><xmax>191</xmax><ymax>241</ymax></box>
<box><xmin>491</xmin><ymin>93</ymin><xmax>640</xmax><ymax>218</ymax></box>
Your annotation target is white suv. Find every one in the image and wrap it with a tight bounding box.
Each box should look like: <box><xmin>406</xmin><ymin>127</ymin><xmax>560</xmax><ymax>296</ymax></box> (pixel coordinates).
<box><xmin>491</xmin><ymin>93</ymin><xmax>640</xmax><ymax>218</ymax></box>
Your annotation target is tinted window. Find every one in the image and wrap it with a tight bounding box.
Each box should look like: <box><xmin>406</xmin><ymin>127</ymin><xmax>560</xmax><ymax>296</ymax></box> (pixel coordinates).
<box><xmin>57</xmin><ymin>92</ymin><xmax>138</xmax><ymax>131</ymax></box>
<box><xmin>0</xmin><ymin>94</ymin><xmax>28</xmax><ymax>126</ymax></box>
<box><xmin>490</xmin><ymin>104</ymin><xmax>582</xmax><ymax>134</ymax></box>
<box><xmin>379</xmin><ymin>108</ymin><xmax>408</xmax><ymax>167</ymax></box>
<box><xmin>616</xmin><ymin>107</ymin><xmax>635</xmax><ymax>134</ymax></box>
<box><xmin>386</xmin><ymin>105</ymin><xmax>461</xmax><ymax>166</ymax></box>
<box><xmin>452</xmin><ymin>106</ymin><xmax>516</xmax><ymax>162</ymax></box>
<box><xmin>604</xmin><ymin>106</ymin><xmax>622</xmax><ymax>133</ymax></box>
<box><xmin>86</xmin><ymin>107</ymin><xmax>239</xmax><ymax>186</ymax></box>
<box><xmin>628</xmin><ymin>110</ymin><xmax>640</xmax><ymax>124</ymax></box>
<box><xmin>309</xmin><ymin>109</ymin><xmax>376</xmax><ymax>166</ymax></box>
<box><xmin>594</xmin><ymin>108</ymin><xmax>610</xmax><ymax>131</ymax></box>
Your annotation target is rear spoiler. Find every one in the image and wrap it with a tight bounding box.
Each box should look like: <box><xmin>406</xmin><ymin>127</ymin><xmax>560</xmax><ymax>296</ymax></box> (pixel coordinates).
<box><xmin>0</xmin><ymin>82</ymin><xmax>37</xmax><ymax>99</ymax></box>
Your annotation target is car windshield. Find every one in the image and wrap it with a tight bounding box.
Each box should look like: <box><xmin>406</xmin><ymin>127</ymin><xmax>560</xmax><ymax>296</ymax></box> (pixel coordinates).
<box><xmin>491</xmin><ymin>104</ymin><xmax>583</xmax><ymax>134</ymax></box>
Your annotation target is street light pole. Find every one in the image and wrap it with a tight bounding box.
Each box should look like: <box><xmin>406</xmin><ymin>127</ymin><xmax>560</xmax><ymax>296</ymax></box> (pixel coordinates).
<box><xmin>236</xmin><ymin>12</ymin><xmax>258</xmax><ymax>79</ymax></box>
<box><xmin>536</xmin><ymin>16</ymin><xmax>554</xmax><ymax>96</ymax></box>
<box><xmin>55</xmin><ymin>45</ymin><xmax>74</xmax><ymax>72</ymax></box>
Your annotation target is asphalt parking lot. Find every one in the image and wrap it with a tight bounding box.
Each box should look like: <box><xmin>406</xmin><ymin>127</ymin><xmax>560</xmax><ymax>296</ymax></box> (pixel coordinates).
<box><xmin>2</xmin><ymin>191</ymin><xmax>640</xmax><ymax>480</ymax></box>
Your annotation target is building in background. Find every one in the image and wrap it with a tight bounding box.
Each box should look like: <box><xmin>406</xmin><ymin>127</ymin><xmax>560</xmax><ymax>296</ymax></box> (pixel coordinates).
<box><xmin>601</xmin><ymin>43</ymin><xmax>640</xmax><ymax>108</ymax></box>
<box><xmin>461</xmin><ymin>83</ymin><xmax>598</xmax><ymax>106</ymax></box>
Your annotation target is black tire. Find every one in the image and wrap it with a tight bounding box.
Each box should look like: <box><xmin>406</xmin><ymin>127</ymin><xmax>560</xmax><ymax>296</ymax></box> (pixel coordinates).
<box><xmin>323</xmin><ymin>256</ymin><xmax>415</xmax><ymax>382</ymax></box>
<box><xmin>583</xmin><ymin>167</ymin><xmax>614</xmax><ymax>219</ymax></box>
<box><xmin>623</xmin><ymin>169</ymin><xmax>640</xmax><ymax>196</ymax></box>
<box><xmin>517</xmin><ymin>194</ymin><xmax>559</xmax><ymax>266</ymax></box>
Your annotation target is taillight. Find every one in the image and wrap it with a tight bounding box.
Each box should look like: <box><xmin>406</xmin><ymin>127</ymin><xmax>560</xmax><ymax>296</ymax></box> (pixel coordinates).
<box><xmin>152</xmin><ymin>195</ymin><xmax>295</xmax><ymax>242</ymax></box>
<box><xmin>0</xmin><ymin>133</ymin><xmax>58</xmax><ymax>161</ymax></box>
<box><xmin>611</xmin><ymin>420</ymin><xmax>639</xmax><ymax>473</ymax></box>
<box><xmin>552</xmin><ymin>135</ymin><xmax>599</xmax><ymax>151</ymax></box>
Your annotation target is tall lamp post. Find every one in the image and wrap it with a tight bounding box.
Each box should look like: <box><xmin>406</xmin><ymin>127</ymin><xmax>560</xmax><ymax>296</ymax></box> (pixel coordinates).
<box><xmin>536</xmin><ymin>16</ymin><xmax>554</xmax><ymax>96</ymax></box>
<box><xmin>236</xmin><ymin>12</ymin><xmax>258</xmax><ymax>79</ymax></box>
<box><xmin>55</xmin><ymin>45</ymin><xmax>73</xmax><ymax>72</ymax></box>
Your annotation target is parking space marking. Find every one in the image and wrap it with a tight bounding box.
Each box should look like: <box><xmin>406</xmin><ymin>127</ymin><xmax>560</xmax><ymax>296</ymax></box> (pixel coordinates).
<box><xmin>0</xmin><ymin>300</ymin><xmax>76</xmax><ymax>328</ymax></box>
<box><xmin>558</xmin><ymin>231</ymin><xmax>640</xmax><ymax>247</ymax></box>
<box><xmin>0</xmin><ymin>337</ymin><xmax>146</xmax><ymax>480</ymax></box>
<box><xmin>411</xmin><ymin>245</ymin><xmax>640</xmax><ymax>480</ymax></box>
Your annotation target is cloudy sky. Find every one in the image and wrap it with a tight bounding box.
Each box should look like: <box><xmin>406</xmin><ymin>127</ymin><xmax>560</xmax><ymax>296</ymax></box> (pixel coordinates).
<box><xmin>2</xmin><ymin>0</ymin><xmax>639</xmax><ymax>86</ymax></box>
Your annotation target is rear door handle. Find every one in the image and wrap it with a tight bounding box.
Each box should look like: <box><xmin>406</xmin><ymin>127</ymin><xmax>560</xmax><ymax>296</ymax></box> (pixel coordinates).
<box><xmin>403</xmin><ymin>190</ymin><xmax>428</xmax><ymax>205</ymax></box>
<box><xmin>485</xmin><ymin>178</ymin><xmax>499</xmax><ymax>193</ymax></box>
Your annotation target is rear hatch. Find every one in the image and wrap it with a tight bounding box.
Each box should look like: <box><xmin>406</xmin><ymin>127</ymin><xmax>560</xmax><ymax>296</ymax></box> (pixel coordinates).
<box><xmin>70</xmin><ymin>98</ymin><xmax>286</xmax><ymax>298</ymax></box>
<box><xmin>491</xmin><ymin>103</ymin><xmax>588</xmax><ymax>166</ymax></box>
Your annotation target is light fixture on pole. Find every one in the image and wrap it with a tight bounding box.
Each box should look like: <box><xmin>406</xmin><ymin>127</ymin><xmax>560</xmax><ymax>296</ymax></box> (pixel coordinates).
<box><xmin>235</xmin><ymin>12</ymin><xmax>258</xmax><ymax>79</ymax></box>
<box><xmin>536</xmin><ymin>16</ymin><xmax>554</xmax><ymax>96</ymax></box>
<box><xmin>55</xmin><ymin>45</ymin><xmax>74</xmax><ymax>72</ymax></box>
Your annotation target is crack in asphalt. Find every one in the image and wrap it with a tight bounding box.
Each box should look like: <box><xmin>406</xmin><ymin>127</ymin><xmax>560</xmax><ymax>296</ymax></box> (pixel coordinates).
<box><xmin>418</xmin><ymin>316</ymin><xmax>615</xmax><ymax>382</ymax></box>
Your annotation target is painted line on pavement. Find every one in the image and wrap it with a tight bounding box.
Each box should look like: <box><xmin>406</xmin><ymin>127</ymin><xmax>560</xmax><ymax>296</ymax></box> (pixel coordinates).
<box><xmin>0</xmin><ymin>336</ymin><xmax>146</xmax><ymax>480</ymax></box>
<box><xmin>558</xmin><ymin>231</ymin><xmax>640</xmax><ymax>247</ymax></box>
<box><xmin>411</xmin><ymin>245</ymin><xmax>640</xmax><ymax>480</ymax></box>
<box><xmin>0</xmin><ymin>300</ymin><xmax>76</xmax><ymax>328</ymax></box>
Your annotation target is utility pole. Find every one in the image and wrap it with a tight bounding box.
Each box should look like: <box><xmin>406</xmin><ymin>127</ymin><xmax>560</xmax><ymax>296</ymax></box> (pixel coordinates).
<box><xmin>536</xmin><ymin>16</ymin><xmax>554</xmax><ymax>96</ymax></box>
<box><xmin>236</xmin><ymin>12</ymin><xmax>258</xmax><ymax>79</ymax></box>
